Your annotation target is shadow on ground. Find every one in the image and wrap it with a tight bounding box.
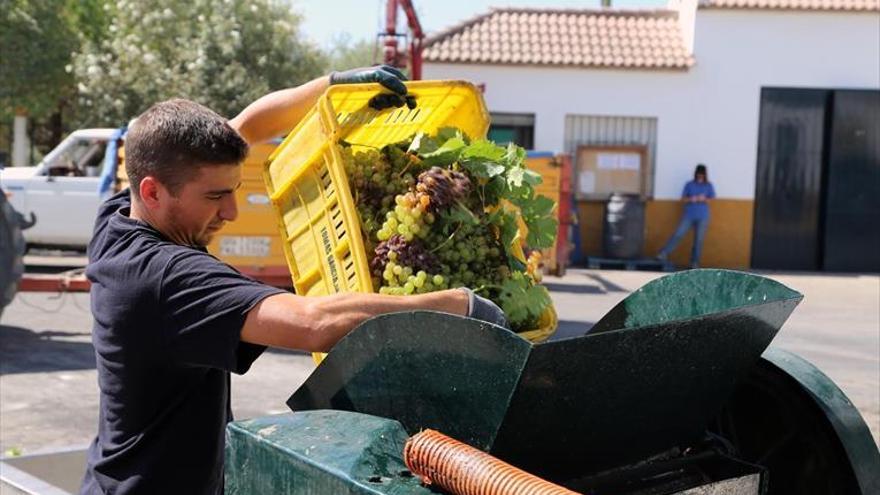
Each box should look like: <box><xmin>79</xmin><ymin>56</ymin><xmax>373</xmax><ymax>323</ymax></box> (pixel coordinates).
<box><xmin>543</xmin><ymin>282</ymin><xmax>604</xmax><ymax>294</ymax></box>
<box><xmin>544</xmin><ymin>272</ymin><xmax>630</xmax><ymax>294</ymax></box>
<box><xmin>582</xmin><ymin>272</ymin><xmax>629</xmax><ymax>292</ymax></box>
<box><xmin>549</xmin><ymin>320</ymin><xmax>595</xmax><ymax>341</ymax></box>
<box><xmin>0</xmin><ymin>325</ymin><xmax>96</xmax><ymax>374</ymax></box>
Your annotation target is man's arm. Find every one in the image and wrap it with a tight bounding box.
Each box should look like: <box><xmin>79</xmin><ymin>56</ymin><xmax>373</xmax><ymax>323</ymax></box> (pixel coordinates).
<box><xmin>229</xmin><ymin>77</ymin><xmax>330</xmax><ymax>146</ymax></box>
<box><xmin>241</xmin><ymin>290</ymin><xmax>469</xmax><ymax>352</ymax></box>
<box><xmin>229</xmin><ymin>65</ymin><xmax>410</xmax><ymax>145</ymax></box>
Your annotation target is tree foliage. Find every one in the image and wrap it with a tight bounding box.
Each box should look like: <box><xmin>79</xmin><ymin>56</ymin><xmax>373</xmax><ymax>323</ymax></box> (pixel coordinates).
<box><xmin>0</xmin><ymin>0</ymin><xmax>78</xmax><ymax>120</ymax></box>
<box><xmin>71</xmin><ymin>0</ymin><xmax>327</xmax><ymax>126</ymax></box>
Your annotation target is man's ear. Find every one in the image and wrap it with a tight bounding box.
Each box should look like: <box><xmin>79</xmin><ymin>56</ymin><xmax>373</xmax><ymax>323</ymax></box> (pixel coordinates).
<box><xmin>138</xmin><ymin>176</ymin><xmax>164</xmax><ymax>210</ymax></box>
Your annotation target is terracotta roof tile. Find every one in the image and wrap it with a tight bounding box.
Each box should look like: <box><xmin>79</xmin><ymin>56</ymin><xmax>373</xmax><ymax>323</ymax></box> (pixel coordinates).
<box><xmin>423</xmin><ymin>8</ymin><xmax>695</xmax><ymax>70</ymax></box>
<box><xmin>699</xmin><ymin>0</ymin><xmax>879</xmax><ymax>10</ymax></box>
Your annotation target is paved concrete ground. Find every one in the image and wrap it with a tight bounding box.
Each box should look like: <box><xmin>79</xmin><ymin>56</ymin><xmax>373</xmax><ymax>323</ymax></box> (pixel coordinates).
<box><xmin>1</xmin><ymin>269</ymin><xmax>877</xmax><ymax>458</ymax></box>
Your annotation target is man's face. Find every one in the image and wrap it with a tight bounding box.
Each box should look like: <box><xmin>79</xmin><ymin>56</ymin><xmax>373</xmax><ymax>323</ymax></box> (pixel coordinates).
<box><xmin>159</xmin><ymin>164</ymin><xmax>241</xmax><ymax>247</ymax></box>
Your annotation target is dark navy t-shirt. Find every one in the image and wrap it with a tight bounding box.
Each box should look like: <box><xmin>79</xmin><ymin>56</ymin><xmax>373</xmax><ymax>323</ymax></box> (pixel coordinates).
<box><xmin>80</xmin><ymin>190</ymin><xmax>284</xmax><ymax>494</ymax></box>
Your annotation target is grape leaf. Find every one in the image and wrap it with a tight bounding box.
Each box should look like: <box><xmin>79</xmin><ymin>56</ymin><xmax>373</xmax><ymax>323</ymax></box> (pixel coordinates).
<box><xmin>421</xmin><ymin>136</ymin><xmax>466</xmax><ymax>166</ymax></box>
<box><xmin>422</xmin><ymin>136</ymin><xmax>466</xmax><ymax>157</ymax></box>
<box><xmin>513</xmin><ymin>194</ymin><xmax>558</xmax><ymax>249</ymax></box>
<box><xmin>459</xmin><ymin>140</ymin><xmax>507</xmax><ymax>179</ymax></box>
<box><xmin>519</xmin><ymin>194</ymin><xmax>556</xmax><ymax>217</ymax></box>
<box><xmin>503</xmin><ymin>142</ymin><xmax>526</xmax><ymax>169</ymax></box>
<box><xmin>462</xmin><ymin>159</ymin><xmax>505</xmax><ymax>179</ymax></box>
<box><xmin>525</xmin><ymin>217</ymin><xmax>558</xmax><ymax>249</ymax></box>
<box><xmin>497</xmin><ymin>272</ymin><xmax>551</xmax><ymax>327</ymax></box>
<box><xmin>523</xmin><ymin>169</ymin><xmax>543</xmax><ymax>186</ymax></box>
<box><xmin>462</xmin><ymin>140</ymin><xmax>507</xmax><ymax>161</ymax></box>
<box><xmin>507</xmin><ymin>167</ymin><xmax>526</xmax><ymax>188</ymax></box>
<box><xmin>436</xmin><ymin>127</ymin><xmax>464</xmax><ymax>144</ymax></box>
<box><xmin>496</xmin><ymin>210</ymin><xmax>527</xmax><ymax>270</ymax></box>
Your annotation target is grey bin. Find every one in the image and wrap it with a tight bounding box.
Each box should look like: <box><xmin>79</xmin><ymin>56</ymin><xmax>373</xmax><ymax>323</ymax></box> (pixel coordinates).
<box><xmin>602</xmin><ymin>192</ymin><xmax>645</xmax><ymax>259</ymax></box>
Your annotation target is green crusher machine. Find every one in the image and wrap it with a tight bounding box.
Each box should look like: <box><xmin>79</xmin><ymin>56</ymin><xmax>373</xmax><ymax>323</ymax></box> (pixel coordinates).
<box><xmin>226</xmin><ymin>270</ymin><xmax>880</xmax><ymax>494</ymax></box>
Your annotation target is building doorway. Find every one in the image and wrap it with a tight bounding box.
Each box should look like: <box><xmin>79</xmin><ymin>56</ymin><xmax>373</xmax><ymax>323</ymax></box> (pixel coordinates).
<box><xmin>752</xmin><ymin>88</ymin><xmax>879</xmax><ymax>272</ymax></box>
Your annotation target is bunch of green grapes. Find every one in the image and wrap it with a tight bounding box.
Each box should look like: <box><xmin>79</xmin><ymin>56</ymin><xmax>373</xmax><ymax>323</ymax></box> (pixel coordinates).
<box><xmin>371</xmin><ymin>234</ymin><xmax>448</xmax><ymax>295</ymax></box>
<box><xmin>342</xmin><ymin>144</ymin><xmax>428</xmax><ymax>244</ymax></box>
<box><xmin>337</xmin><ymin>131</ymin><xmax>555</xmax><ymax>333</ymax></box>
<box><xmin>423</xmin><ymin>220</ymin><xmax>509</xmax><ymax>290</ymax></box>
<box><xmin>375</xmin><ymin>166</ymin><xmax>471</xmax><ymax>242</ymax></box>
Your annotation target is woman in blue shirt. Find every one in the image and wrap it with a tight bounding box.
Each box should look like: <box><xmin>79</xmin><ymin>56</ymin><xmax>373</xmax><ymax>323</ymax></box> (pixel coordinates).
<box><xmin>656</xmin><ymin>164</ymin><xmax>715</xmax><ymax>268</ymax></box>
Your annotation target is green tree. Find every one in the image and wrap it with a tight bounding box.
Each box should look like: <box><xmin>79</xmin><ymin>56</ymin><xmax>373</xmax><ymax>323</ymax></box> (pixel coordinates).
<box><xmin>71</xmin><ymin>0</ymin><xmax>327</xmax><ymax>126</ymax></box>
<box><xmin>1</xmin><ymin>0</ymin><xmax>111</xmax><ymax>153</ymax></box>
<box><xmin>326</xmin><ymin>33</ymin><xmax>379</xmax><ymax>73</ymax></box>
<box><xmin>0</xmin><ymin>0</ymin><xmax>78</xmax><ymax>120</ymax></box>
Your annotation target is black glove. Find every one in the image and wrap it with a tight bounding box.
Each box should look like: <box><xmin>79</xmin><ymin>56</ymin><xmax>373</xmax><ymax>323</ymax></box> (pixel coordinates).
<box><xmin>458</xmin><ymin>288</ymin><xmax>510</xmax><ymax>329</ymax></box>
<box><xmin>329</xmin><ymin>65</ymin><xmax>408</xmax><ymax>96</ymax></box>
<box><xmin>368</xmin><ymin>92</ymin><xmax>417</xmax><ymax>111</ymax></box>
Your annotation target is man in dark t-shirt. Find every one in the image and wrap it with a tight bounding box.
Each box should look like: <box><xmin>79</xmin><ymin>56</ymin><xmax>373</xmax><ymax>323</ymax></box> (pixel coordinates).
<box><xmin>80</xmin><ymin>67</ymin><xmax>507</xmax><ymax>494</ymax></box>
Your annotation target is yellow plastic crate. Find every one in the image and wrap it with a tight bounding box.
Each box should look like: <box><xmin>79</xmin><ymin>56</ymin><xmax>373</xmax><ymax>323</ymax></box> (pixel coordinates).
<box><xmin>263</xmin><ymin>80</ymin><xmax>557</xmax><ymax>353</ymax></box>
<box><xmin>264</xmin><ymin>81</ymin><xmax>489</xmax><ymax>297</ymax></box>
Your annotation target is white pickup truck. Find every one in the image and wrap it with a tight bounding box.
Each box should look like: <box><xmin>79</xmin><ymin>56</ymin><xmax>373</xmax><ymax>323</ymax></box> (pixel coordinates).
<box><xmin>0</xmin><ymin>128</ymin><xmax>119</xmax><ymax>249</ymax></box>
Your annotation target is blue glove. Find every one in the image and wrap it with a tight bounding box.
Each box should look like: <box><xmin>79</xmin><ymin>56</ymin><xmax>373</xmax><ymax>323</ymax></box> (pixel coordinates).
<box><xmin>329</xmin><ymin>65</ymin><xmax>408</xmax><ymax>96</ymax></box>
<box><xmin>459</xmin><ymin>288</ymin><xmax>510</xmax><ymax>329</ymax></box>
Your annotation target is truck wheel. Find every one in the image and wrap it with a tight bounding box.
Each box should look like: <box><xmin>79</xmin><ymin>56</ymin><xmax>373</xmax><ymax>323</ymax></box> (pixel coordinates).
<box><xmin>0</xmin><ymin>188</ymin><xmax>25</xmax><ymax>320</ymax></box>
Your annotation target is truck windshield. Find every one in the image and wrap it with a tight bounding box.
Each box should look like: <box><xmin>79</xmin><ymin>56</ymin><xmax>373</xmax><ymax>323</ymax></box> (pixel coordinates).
<box><xmin>45</xmin><ymin>138</ymin><xmax>108</xmax><ymax>177</ymax></box>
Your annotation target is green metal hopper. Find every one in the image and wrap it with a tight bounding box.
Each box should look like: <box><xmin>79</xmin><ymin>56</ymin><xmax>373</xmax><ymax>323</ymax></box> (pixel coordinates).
<box><xmin>226</xmin><ymin>270</ymin><xmax>879</xmax><ymax>494</ymax></box>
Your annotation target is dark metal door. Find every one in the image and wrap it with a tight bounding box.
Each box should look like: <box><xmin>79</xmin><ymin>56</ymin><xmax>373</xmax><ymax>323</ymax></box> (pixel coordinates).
<box><xmin>823</xmin><ymin>90</ymin><xmax>880</xmax><ymax>272</ymax></box>
<box><xmin>752</xmin><ymin>89</ymin><xmax>830</xmax><ymax>270</ymax></box>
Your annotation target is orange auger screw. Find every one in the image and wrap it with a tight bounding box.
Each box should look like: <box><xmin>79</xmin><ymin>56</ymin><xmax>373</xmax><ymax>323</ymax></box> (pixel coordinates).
<box><xmin>403</xmin><ymin>429</ymin><xmax>580</xmax><ymax>495</ymax></box>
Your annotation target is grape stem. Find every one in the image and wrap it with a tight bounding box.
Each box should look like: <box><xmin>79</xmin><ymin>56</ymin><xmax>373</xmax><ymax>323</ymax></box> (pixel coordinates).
<box><xmin>454</xmin><ymin>201</ymin><xmax>479</xmax><ymax>223</ymax></box>
<box><xmin>395</xmin><ymin>152</ymin><xmax>418</xmax><ymax>178</ymax></box>
<box><xmin>430</xmin><ymin>224</ymin><xmax>461</xmax><ymax>253</ymax></box>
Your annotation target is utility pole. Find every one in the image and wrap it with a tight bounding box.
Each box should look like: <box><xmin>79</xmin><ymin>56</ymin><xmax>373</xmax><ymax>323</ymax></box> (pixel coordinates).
<box><xmin>12</xmin><ymin>108</ymin><xmax>29</xmax><ymax>167</ymax></box>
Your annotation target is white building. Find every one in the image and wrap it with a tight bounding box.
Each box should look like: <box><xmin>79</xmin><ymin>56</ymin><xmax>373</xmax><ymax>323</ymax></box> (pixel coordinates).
<box><xmin>423</xmin><ymin>0</ymin><xmax>880</xmax><ymax>270</ymax></box>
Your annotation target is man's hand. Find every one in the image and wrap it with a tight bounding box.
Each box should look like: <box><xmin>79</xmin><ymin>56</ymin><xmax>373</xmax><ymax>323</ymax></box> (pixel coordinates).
<box><xmin>330</xmin><ymin>65</ymin><xmax>408</xmax><ymax>96</ymax></box>
<box><xmin>459</xmin><ymin>288</ymin><xmax>510</xmax><ymax>329</ymax></box>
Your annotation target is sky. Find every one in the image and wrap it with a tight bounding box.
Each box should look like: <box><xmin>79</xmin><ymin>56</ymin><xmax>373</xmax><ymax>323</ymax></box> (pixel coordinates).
<box><xmin>292</xmin><ymin>0</ymin><xmax>669</xmax><ymax>48</ymax></box>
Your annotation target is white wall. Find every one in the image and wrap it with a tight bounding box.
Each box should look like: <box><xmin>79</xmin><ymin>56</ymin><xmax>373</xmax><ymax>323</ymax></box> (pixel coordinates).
<box><xmin>423</xmin><ymin>10</ymin><xmax>880</xmax><ymax>200</ymax></box>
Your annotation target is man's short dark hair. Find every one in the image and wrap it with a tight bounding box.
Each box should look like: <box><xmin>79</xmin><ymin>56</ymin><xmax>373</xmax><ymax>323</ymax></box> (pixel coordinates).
<box><xmin>125</xmin><ymin>99</ymin><xmax>248</xmax><ymax>198</ymax></box>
